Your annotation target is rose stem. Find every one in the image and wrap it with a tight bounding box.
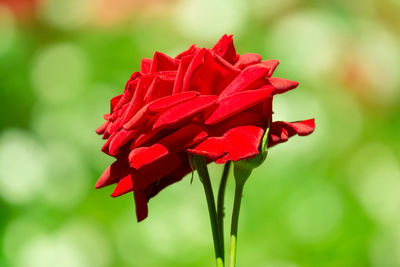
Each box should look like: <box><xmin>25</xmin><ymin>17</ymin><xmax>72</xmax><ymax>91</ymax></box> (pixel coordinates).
<box><xmin>228</xmin><ymin>182</ymin><xmax>244</xmax><ymax>267</ymax></box>
<box><xmin>192</xmin><ymin>155</ymin><xmax>224</xmax><ymax>267</ymax></box>
<box><xmin>229</xmin><ymin>163</ymin><xmax>251</xmax><ymax>267</ymax></box>
<box><xmin>217</xmin><ymin>161</ymin><xmax>231</xmax><ymax>257</ymax></box>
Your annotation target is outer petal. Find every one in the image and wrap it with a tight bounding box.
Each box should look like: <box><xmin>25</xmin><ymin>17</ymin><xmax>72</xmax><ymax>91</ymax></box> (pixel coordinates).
<box><xmin>95</xmin><ymin>157</ymin><xmax>130</xmax><ymax>189</ymax></box>
<box><xmin>206</xmin><ymin>111</ymin><xmax>266</xmax><ymax>137</ymax></box>
<box><xmin>189</xmin><ymin>125</ymin><xmax>264</xmax><ymax>163</ymax></box>
<box><xmin>140</xmin><ymin>58</ymin><xmax>152</xmax><ymax>74</ymax></box>
<box><xmin>175</xmin><ymin>44</ymin><xmax>198</xmax><ymax>59</ymax></box>
<box><xmin>122</xmin><ymin>104</ymin><xmax>149</xmax><ymax>130</ymax></box>
<box><xmin>108</xmin><ymin>128</ymin><xmax>139</xmax><ymax>156</ymax></box>
<box><xmin>119</xmin><ymin>75</ymin><xmax>155</xmax><ymax>127</ymax></box>
<box><xmin>96</xmin><ymin>121</ymin><xmax>109</xmax><ymax>135</ymax></box>
<box><xmin>110</xmin><ymin>94</ymin><xmax>123</xmax><ymax>113</ymax></box>
<box><xmin>150</xmin><ymin>52</ymin><xmax>179</xmax><ymax>72</ymax></box>
<box><xmin>172</xmin><ymin>55</ymin><xmax>193</xmax><ymax>94</ymax></box>
<box><xmin>268</xmin><ymin>119</ymin><xmax>315</xmax><ymax>147</ymax></box>
<box><xmin>111</xmin><ymin>153</ymin><xmax>181</xmax><ymax>196</ymax></box>
<box><xmin>135</xmin><ymin>156</ymin><xmax>193</xmax><ymax>222</ymax></box>
<box><xmin>182</xmin><ymin>49</ymin><xmax>240</xmax><ymax>95</ymax></box>
<box><xmin>234</xmin><ymin>53</ymin><xmax>262</xmax><ymax>69</ymax></box>
<box><xmin>153</xmin><ymin>95</ymin><xmax>217</xmax><ymax>130</ymax></box>
<box><xmin>134</xmin><ymin>190</ymin><xmax>148</xmax><ymax>222</ymax></box>
<box><xmin>147</xmin><ymin>91</ymin><xmax>199</xmax><ymax>113</ymax></box>
<box><xmin>219</xmin><ymin>63</ymin><xmax>270</xmax><ymax>99</ymax></box>
<box><xmin>205</xmin><ymin>87</ymin><xmax>274</xmax><ymax>125</ymax></box>
<box><xmin>268</xmin><ymin>77</ymin><xmax>299</xmax><ymax>94</ymax></box>
<box><xmin>211</xmin><ymin>34</ymin><xmax>239</xmax><ymax>64</ymax></box>
<box><xmin>261</xmin><ymin>59</ymin><xmax>279</xmax><ymax>77</ymax></box>
<box><xmin>129</xmin><ymin>123</ymin><xmax>207</xmax><ymax>169</ymax></box>
<box><xmin>144</xmin><ymin>75</ymin><xmax>174</xmax><ymax>104</ymax></box>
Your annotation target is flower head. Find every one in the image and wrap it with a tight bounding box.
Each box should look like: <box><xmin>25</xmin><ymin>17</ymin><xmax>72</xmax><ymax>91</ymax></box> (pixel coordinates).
<box><xmin>96</xmin><ymin>34</ymin><xmax>315</xmax><ymax>221</ymax></box>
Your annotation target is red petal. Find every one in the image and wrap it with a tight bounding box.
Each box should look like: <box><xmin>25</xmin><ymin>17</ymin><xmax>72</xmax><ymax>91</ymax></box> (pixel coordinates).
<box><xmin>111</xmin><ymin>175</ymin><xmax>133</xmax><ymax>197</ymax></box>
<box><xmin>206</xmin><ymin>111</ymin><xmax>265</xmax><ymax>137</ymax></box>
<box><xmin>132</xmin><ymin>153</ymin><xmax>182</xmax><ymax>190</ymax></box>
<box><xmin>123</xmin><ymin>104</ymin><xmax>149</xmax><ymax>130</ymax></box>
<box><xmin>108</xmin><ymin>129</ymin><xmax>138</xmax><ymax>156</ymax></box>
<box><xmin>261</xmin><ymin>60</ymin><xmax>279</xmax><ymax>77</ymax></box>
<box><xmin>290</xmin><ymin>119</ymin><xmax>315</xmax><ymax>136</ymax></box>
<box><xmin>234</xmin><ymin>53</ymin><xmax>262</xmax><ymax>69</ymax></box>
<box><xmin>111</xmin><ymin>153</ymin><xmax>182</xmax><ymax>196</ymax></box>
<box><xmin>175</xmin><ymin>44</ymin><xmax>198</xmax><ymax>59</ymax></box>
<box><xmin>268</xmin><ymin>119</ymin><xmax>315</xmax><ymax>147</ymax></box>
<box><xmin>144</xmin><ymin>75</ymin><xmax>174</xmax><ymax>104</ymax></box>
<box><xmin>268</xmin><ymin>77</ymin><xmax>299</xmax><ymax>94</ymax></box>
<box><xmin>120</xmin><ymin>75</ymin><xmax>154</xmax><ymax>127</ymax></box>
<box><xmin>187</xmin><ymin>138</ymin><xmax>226</xmax><ymax>159</ymax></box>
<box><xmin>110</xmin><ymin>94</ymin><xmax>122</xmax><ymax>113</ymax></box>
<box><xmin>129</xmin><ymin>123</ymin><xmax>208</xmax><ymax>169</ymax></box>
<box><xmin>153</xmin><ymin>95</ymin><xmax>217</xmax><ymax>130</ymax></box>
<box><xmin>182</xmin><ymin>49</ymin><xmax>240</xmax><ymax>95</ymax></box>
<box><xmin>96</xmin><ymin>121</ymin><xmax>109</xmax><ymax>135</ymax></box>
<box><xmin>134</xmin><ymin>190</ymin><xmax>148</xmax><ymax>222</ymax></box>
<box><xmin>113</xmin><ymin>75</ymin><xmax>139</xmax><ymax>112</ymax></box>
<box><xmin>150</xmin><ymin>52</ymin><xmax>178</xmax><ymax>72</ymax></box>
<box><xmin>140</xmin><ymin>58</ymin><xmax>152</xmax><ymax>74</ymax></box>
<box><xmin>172</xmin><ymin>55</ymin><xmax>193</xmax><ymax>94</ymax></box>
<box><xmin>129</xmin><ymin>144</ymin><xmax>168</xmax><ymax>169</ymax></box>
<box><xmin>101</xmin><ymin>132</ymin><xmax>115</xmax><ymax>154</ymax></box>
<box><xmin>219</xmin><ymin>63</ymin><xmax>270</xmax><ymax>99</ymax></box>
<box><xmin>205</xmin><ymin>88</ymin><xmax>274</xmax><ymax>125</ymax></box>
<box><xmin>211</xmin><ymin>34</ymin><xmax>239</xmax><ymax>64</ymax></box>
<box><xmin>189</xmin><ymin>125</ymin><xmax>264</xmax><ymax>163</ymax></box>
<box><xmin>147</xmin><ymin>91</ymin><xmax>199</xmax><ymax>113</ymax></box>
<box><xmin>95</xmin><ymin>158</ymin><xmax>130</xmax><ymax>189</ymax></box>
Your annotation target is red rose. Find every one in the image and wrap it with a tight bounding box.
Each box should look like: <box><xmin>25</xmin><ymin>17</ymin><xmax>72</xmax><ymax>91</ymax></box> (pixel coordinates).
<box><xmin>96</xmin><ymin>34</ymin><xmax>315</xmax><ymax>222</ymax></box>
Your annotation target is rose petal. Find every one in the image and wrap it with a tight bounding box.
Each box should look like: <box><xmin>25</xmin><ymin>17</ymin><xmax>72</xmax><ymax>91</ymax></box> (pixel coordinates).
<box><xmin>205</xmin><ymin>87</ymin><xmax>274</xmax><ymax>125</ymax></box>
<box><xmin>206</xmin><ymin>111</ymin><xmax>265</xmax><ymax>136</ymax></box>
<box><xmin>147</xmin><ymin>91</ymin><xmax>199</xmax><ymax>113</ymax></box>
<box><xmin>268</xmin><ymin>77</ymin><xmax>299</xmax><ymax>94</ymax></box>
<box><xmin>95</xmin><ymin>157</ymin><xmax>130</xmax><ymax>189</ymax></box>
<box><xmin>140</xmin><ymin>58</ymin><xmax>152</xmax><ymax>74</ymax></box>
<box><xmin>123</xmin><ymin>104</ymin><xmax>149</xmax><ymax>130</ymax></box>
<box><xmin>129</xmin><ymin>123</ymin><xmax>208</xmax><ymax>169</ymax></box>
<box><xmin>261</xmin><ymin>59</ymin><xmax>279</xmax><ymax>77</ymax></box>
<box><xmin>189</xmin><ymin>125</ymin><xmax>264</xmax><ymax>163</ymax></box>
<box><xmin>134</xmin><ymin>190</ymin><xmax>148</xmax><ymax>222</ymax></box>
<box><xmin>219</xmin><ymin>63</ymin><xmax>270</xmax><ymax>99</ymax></box>
<box><xmin>108</xmin><ymin>128</ymin><xmax>139</xmax><ymax>156</ymax></box>
<box><xmin>182</xmin><ymin>49</ymin><xmax>240</xmax><ymax>95</ymax></box>
<box><xmin>172</xmin><ymin>55</ymin><xmax>193</xmax><ymax>94</ymax></box>
<box><xmin>111</xmin><ymin>153</ymin><xmax>182</xmax><ymax>196</ymax></box>
<box><xmin>96</xmin><ymin>121</ymin><xmax>109</xmax><ymax>135</ymax></box>
<box><xmin>120</xmin><ymin>75</ymin><xmax>155</xmax><ymax>127</ymax></box>
<box><xmin>150</xmin><ymin>51</ymin><xmax>179</xmax><ymax>72</ymax></box>
<box><xmin>211</xmin><ymin>34</ymin><xmax>239</xmax><ymax>64</ymax></box>
<box><xmin>234</xmin><ymin>53</ymin><xmax>262</xmax><ymax>69</ymax></box>
<box><xmin>153</xmin><ymin>95</ymin><xmax>217</xmax><ymax>130</ymax></box>
<box><xmin>144</xmin><ymin>75</ymin><xmax>174</xmax><ymax>104</ymax></box>
<box><xmin>110</xmin><ymin>175</ymin><xmax>133</xmax><ymax>197</ymax></box>
<box><xmin>175</xmin><ymin>44</ymin><xmax>198</xmax><ymax>59</ymax></box>
<box><xmin>268</xmin><ymin>119</ymin><xmax>315</xmax><ymax>147</ymax></box>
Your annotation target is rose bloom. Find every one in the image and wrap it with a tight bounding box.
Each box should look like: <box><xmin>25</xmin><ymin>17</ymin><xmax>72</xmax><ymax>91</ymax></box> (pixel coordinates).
<box><xmin>96</xmin><ymin>34</ymin><xmax>315</xmax><ymax>221</ymax></box>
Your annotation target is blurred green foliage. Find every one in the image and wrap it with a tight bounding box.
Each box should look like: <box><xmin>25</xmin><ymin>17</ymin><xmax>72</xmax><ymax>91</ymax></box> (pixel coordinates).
<box><xmin>0</xmin><ymin>0</ymin><xmax>400</xmax><ymax>266</ymax></box>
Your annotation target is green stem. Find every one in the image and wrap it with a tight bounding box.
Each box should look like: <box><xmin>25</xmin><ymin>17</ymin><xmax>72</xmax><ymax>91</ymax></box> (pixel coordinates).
<box><xmin>192</xmin><ymin>155</ymin><xmax>224</xmax><ymax>267</ymax></box>
<box><xmin>229</xmin><ymin>182</ymin><xmax>244</xmax><ymax>267</ymax></box>
<box><xmin>217</xmin><ymin>162</ymin><xmax>231</xmax><ymax>257</ymax></box>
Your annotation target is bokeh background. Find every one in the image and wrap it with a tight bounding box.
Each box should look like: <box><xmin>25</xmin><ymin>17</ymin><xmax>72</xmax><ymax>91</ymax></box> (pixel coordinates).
<box><xmin>1</xmin><ymin>0</ymin><xmax>400</xmax><ymax>266</ymax></box>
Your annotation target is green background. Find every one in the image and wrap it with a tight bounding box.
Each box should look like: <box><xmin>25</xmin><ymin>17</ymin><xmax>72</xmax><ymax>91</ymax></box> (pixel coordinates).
<box><xmin>1</xmin><ymin>0</ymin><xmax>400</xmax><ymax>266</ymax></box>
